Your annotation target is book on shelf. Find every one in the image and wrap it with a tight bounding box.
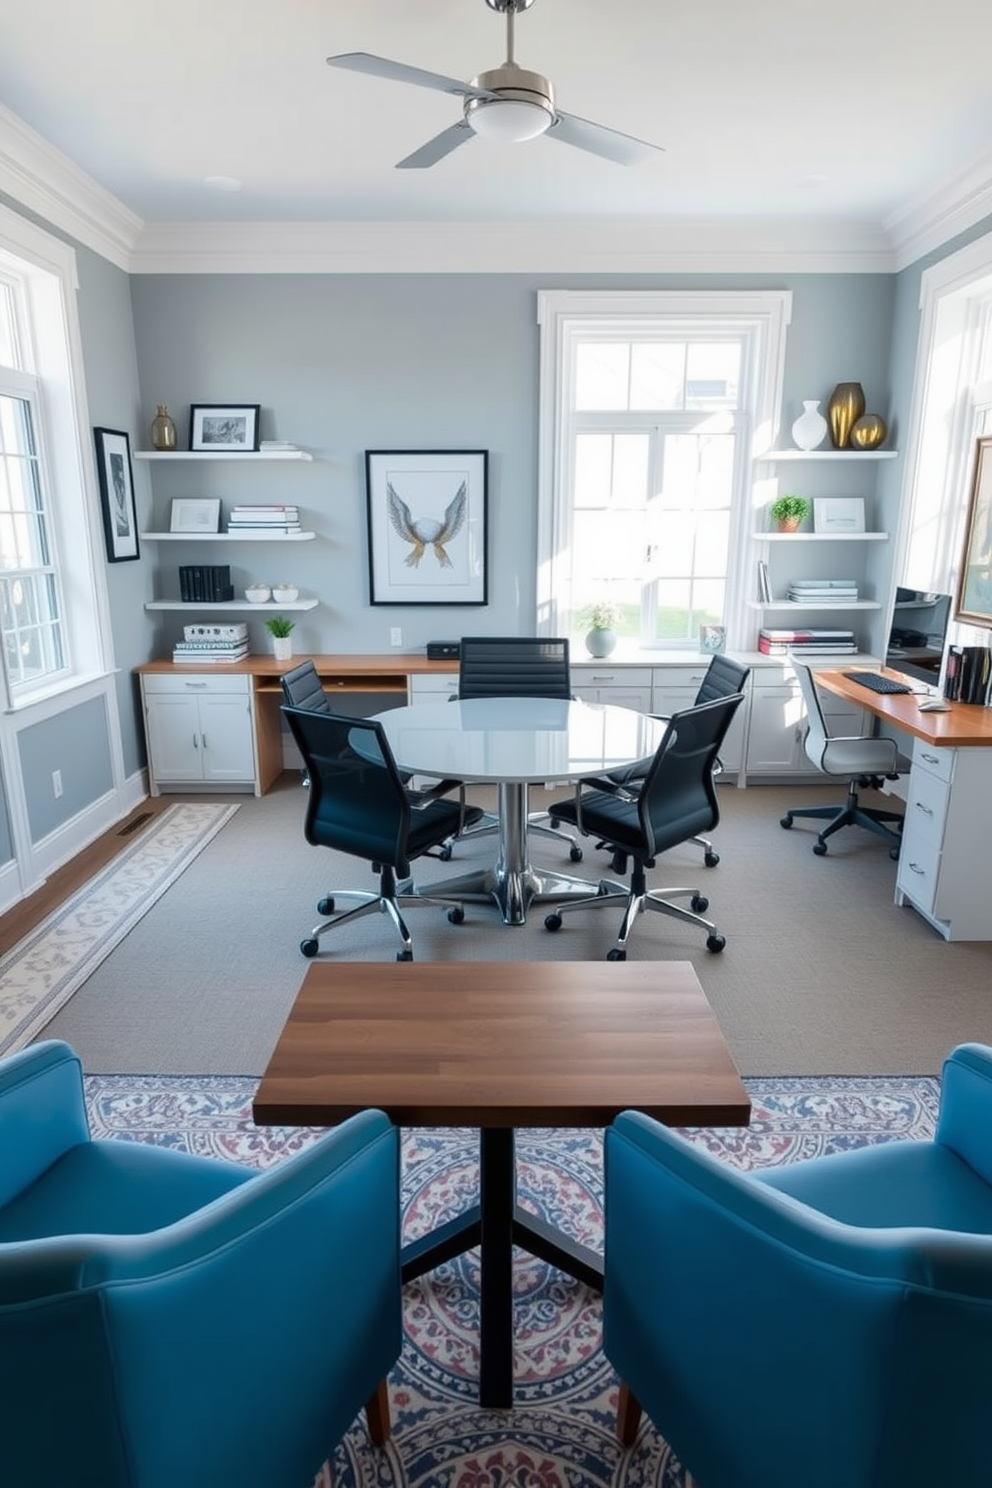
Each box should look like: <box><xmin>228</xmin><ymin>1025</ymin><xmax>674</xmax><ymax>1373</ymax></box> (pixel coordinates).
<box><xmin>757</xmin><ymin>559</ymin><xmax>771</xmax><ymax>602</ymax></box>
<box><xmin>760</xmin><ymin>627</ymin><xmax>855</xmax><ymax>642</ymax></box>
<box><xmin>172</xmin><ymin>644</ymin><xmax>249</xmax><ymax>663</ymax></box>
<box><xmin>787</xmin><ymin>588</ymin><xmax>858</xmax><ymax>601</ymax></box>
<box><xmin>758</xmin><ymin>638</ymin><xmax>857</xmax><ymax>655</ymax></box>
<box><xmin>787</xmin><ymin>578</ymin><xmax>858</xmax><ymax>589</ymax></box>
<box><xmin>178</xmin><ymin>565</ymin><xmax>233</xmax><ymax>602</ymax></box>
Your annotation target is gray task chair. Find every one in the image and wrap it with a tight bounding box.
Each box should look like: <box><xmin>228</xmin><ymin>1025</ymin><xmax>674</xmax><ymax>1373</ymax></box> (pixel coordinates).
<box><xmin>780</xmin><ymin>661</ymin><xmax>903</xmax><ymax>856</ymax></box>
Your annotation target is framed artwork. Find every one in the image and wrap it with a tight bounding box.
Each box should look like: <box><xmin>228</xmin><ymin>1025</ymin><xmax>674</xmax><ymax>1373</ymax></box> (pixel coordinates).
<box><xmin>813</xmin><ymin>496</ymin><xmax>866</xmax><ymax>534</ymax></box>
<box><xmin>93</xmin><ymin>427</ymin><xmax>140</xmax><ymax>562</ymax></box>
<box><xmin>170</xmin><ymin>498</ymin><xmax>221</xmax><ymax>533</ymax></box>
<box><xmin>365</xmin><ymin>449</ymin><xmax>488</xmax><ymax>606</ymax></box>
<box><xmin>189</xmin><ymin>403</ymin><xmax>260</xmax><ymax>452</ymax></box>
<box><xmin>955</xmin><ymin>435</ymin><xmax>992</xmax><ymax>626</ymax></box>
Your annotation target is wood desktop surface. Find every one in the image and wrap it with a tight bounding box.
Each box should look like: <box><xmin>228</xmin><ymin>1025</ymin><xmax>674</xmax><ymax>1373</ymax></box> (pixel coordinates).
<box><xmin>252</xmin><ymin>961</ymin><xmax>750</xmax><ymax>1130</ymax></box>
<box><xmin>816</xmin><ymin>668</ymin><xmax>992</xmax><ymax>748</ymax></box>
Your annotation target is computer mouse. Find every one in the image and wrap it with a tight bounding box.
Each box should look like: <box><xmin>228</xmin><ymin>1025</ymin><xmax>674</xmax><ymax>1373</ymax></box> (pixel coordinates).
<box><xmin>918</xmin><ymin>699</ymin><xmax>951</xmax><ymax>712</ymax></box>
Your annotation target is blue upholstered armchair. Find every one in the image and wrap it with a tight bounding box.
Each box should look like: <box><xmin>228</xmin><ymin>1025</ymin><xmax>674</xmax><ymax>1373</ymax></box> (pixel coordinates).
<box><xmin>604</xmin><ymin>1042</ymin><xmax>992</xmax><ymax>1488</ymax></box>
<box><xmin>0</xmin><ymin>1041</ymin><xmax>402</xmax><ymax>1488</ymax></box>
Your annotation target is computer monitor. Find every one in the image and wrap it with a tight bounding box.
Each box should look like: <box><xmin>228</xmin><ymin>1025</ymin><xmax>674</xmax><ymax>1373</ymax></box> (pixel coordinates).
<box><xmin>885</xmin><ymin>587</ymin><xmax>952</xmax><ymax>687</ymax></box>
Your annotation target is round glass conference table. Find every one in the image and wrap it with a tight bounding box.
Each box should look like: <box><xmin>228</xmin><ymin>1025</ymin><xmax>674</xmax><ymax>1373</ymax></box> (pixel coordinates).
<box><xmin>372</xmin><ymin>695</ymin><xmax>667</xmax><ymax>925</ymax></box>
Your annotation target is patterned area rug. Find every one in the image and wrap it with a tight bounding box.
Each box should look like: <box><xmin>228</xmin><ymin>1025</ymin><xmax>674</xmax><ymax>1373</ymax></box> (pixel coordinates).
<box><xmin>85</xmin><ymin>1071</ymin><xmax>940</xmax><ymax>1488</ymax></box>
<box><xmin>0</xmin><ymin>803</ymin><xmax>238</xmax><ymax>1056</ymax></box>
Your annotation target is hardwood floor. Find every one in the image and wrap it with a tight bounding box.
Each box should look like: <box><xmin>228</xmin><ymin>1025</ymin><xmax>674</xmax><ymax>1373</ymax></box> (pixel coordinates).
<box><xmin>0</xmin><ymin>800</ymin><xmax>172</xmax><ymax>949</ymax></box>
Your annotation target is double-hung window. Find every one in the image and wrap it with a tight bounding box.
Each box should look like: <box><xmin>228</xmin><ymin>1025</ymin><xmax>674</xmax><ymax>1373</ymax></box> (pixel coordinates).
<box><xmin>537</xmin><ymin>291</ymin><xmax>791</xmax><ymax>650</ymax></box>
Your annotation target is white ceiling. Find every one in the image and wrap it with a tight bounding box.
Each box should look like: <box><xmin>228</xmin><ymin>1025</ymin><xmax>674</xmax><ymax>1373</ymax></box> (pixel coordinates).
<box><xmin>3</xmin><ymin>0</ymin><xmax>992</xmax><ymax>267</ymax></box>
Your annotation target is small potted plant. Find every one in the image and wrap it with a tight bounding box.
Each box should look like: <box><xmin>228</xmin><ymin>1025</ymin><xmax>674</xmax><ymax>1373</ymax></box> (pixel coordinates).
<box><xmin>264</xmin><ymin>614</ymin><xmax>295</xmax><ymax>661</ymax></box>
<box><xmin>582</xmin><ymin>599</ymin><xmax>622</xmax><ymax>658</ymax></box>
<box><xmin>769</xmin><ymin>494</ymin><xmax>811</xmax><ymax>532</ymax></box>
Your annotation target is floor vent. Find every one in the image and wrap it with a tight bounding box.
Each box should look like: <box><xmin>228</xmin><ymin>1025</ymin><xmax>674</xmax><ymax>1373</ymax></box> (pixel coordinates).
<box><xmin>117</xmin><ymin>811</ymin><xmax>154</xmax><ymax>837</ymax></box>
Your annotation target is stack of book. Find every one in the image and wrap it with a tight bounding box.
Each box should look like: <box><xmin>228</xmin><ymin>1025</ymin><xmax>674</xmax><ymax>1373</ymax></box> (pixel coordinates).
<box><xmin>178</xmin><ymin>565</ymin><xmax>234</xmax><ymax>601</ymax></box>
<box><xmin>226</xmin><ymin>504</ymin><xmax>301</xmax><ymax>534</ymax></box>
<box><xmin>172</xmin><ymin>623</ymin><xmax>249</xmax><ymax>665</ymax></box>
<box><xmin>759</xmin><ymin>627</ymin><xmax>857</xmax><ymax>656</ymax></box>
<box><xmin>943</xmin><ymin>645</ymin><xmax>992</xmax><ymax>704</ymax></box>
<box><xmin>786</xmin><ymin>578</ymin><xmax>859</xmax><ymax>603</ymax></box>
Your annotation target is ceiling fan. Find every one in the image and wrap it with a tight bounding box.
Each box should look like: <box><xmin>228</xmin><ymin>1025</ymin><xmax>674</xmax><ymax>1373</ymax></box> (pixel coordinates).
<box><xmin>326</xmin><ymin>0</ymin><xmax>664</xmax><ymax>170</ymax></box>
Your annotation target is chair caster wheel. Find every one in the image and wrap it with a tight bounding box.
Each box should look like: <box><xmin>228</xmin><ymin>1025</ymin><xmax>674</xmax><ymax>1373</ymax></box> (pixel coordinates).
<box><xmin>396</xmin><ymin>949</ymin><xmax>413</xmax><ymax>962</ymax></box>
<box><xmin>889</xmin><ymin>846</ymin><xmax>900</xmax><ymax>861</ymax></box>
<box><xmin>316</xmin><ymin>896</ymin><xmax>334</xmax><ymax>916</ymax></box>
<box><xmin>705</xmin><ymin>934</ymin><xmax>726</xmax><ymax>953</ymax></box>
<box><xmin>544</xmin><ymin>913</ymin><xmax>563</xmax><ymax>932</ymax></box>
<box><xmin>813</xmin><ymin>841</ymin><xmax>828</xmax><ymax>856</ymax></box>
<box><xmin>691</xmin><ymin>894</ymin><xmax>709</xmax><ymax>913</ymax></box>
<box><xmin>780</xmin><ymin>815</ymin><xmax>794</xmax><ymax>829</ymax></box>
<box><xmin>447</xmin><ymin>905</ymin><xmax>465</xmax><ymax>925</ymax></box>
<box><xmin>704</xmin><ymin>850</ymin><xmax>720</xmax><ymax>867</ymax></box>
<box><xmin>300</xmin><ymin>938</ymin><xmax>319</xmax><ymax>958</ymax></box>
<box><xmin>439</xmin><ymin>843</ymin><xmax>453</xmax><ymax>861</ymax></box>
<box><xmin>569</xmin><ymin>845</ymin><xmax>584</xmax><ymax>863</ymax></box>
<box><xmin>607</xmin><ymin>947</ymin><xmax>627</xmax><ymax>961</ymax></box>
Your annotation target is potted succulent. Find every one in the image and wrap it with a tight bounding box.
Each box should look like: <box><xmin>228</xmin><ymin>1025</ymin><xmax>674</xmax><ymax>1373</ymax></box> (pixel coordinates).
<box><xmin>582</xmin><ymin>599</ymin><xmax>622</xmax><ymax>658</ymax></box>
<box><xmin>264</xmin><ymin>614</ymin><xmax>295</xmax><ymax>661</ymax></box>
<box><xmin>769</xmin><ymin>494</ymin><xmax>811</xmax><ymax>532</ymax></box>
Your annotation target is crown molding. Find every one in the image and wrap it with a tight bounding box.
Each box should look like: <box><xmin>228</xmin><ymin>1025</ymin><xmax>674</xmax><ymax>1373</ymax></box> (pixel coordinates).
<box><xmin>127</xmin><ymin>217</ymin><xmax>896</xmax><ymax>275</ymax></box>
<box><xmin>0</xmin><ymin>106</ymin><xmax>142</xmax><ymax>271</ymax></box>
<box><xmin>886</xmin><ymin>146</ymin><xmax>992</xmax><ymax>271</ymax></box>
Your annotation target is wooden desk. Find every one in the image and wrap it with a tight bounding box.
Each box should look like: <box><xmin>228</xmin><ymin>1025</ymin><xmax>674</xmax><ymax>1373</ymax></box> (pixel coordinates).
<box><xmin>253</xmin><ymin>959</ymin><xmax>750</xmax><ymax>1408</ymax></box>
<box><xmin>816</xmin><ymin>668</ymin><xmax>992</xmax><ymax>939</ymax></box>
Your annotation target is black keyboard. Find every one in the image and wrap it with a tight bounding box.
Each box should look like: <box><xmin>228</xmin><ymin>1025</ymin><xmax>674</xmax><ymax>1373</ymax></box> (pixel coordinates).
<box><xmin>842</xmin><ymin>671</ymin><xmax>913</xmax><ymax>695</ymax></box>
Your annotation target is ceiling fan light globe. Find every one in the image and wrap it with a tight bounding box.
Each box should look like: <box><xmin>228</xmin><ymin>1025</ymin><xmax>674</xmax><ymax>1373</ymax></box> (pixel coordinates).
<box><xmin>466</xmin><ymin>96</ymin><xmax>553</xmax><ymax>141</ymax></box>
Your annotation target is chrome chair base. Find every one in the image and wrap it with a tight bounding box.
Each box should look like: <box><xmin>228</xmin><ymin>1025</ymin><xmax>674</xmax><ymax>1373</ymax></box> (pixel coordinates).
<box><xmin>544</xmin><ymin>874</ymin><xmax>726</xmax><ymax>959</ymax></box>
<box><xmin>301</xmin><ymin>887</ymin><xmax>464</xmax><ymax>961</ymax></box>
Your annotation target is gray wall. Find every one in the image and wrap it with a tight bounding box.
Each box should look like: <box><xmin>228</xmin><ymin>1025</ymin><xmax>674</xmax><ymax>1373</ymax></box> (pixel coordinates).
<box><xmin>19</xmin><ymin>697</ymin><xmax>113</xmax><ymax>840</ymax></box>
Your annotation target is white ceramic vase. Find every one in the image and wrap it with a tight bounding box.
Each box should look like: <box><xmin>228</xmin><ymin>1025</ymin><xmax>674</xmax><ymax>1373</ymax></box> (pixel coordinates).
<box><xmin>586</xmin><ymin>627</ymin><xmax>617</xmax><ymax>658</ymax></box>
<box><xmin>272</xmin><ymin>636</ymin><xmax>293</xmax><ymax>661</ymax></box>
<box><xmin>791</xmin><ymin>400</ymin><xmax>828</xmax><ymax>451</ymax></box>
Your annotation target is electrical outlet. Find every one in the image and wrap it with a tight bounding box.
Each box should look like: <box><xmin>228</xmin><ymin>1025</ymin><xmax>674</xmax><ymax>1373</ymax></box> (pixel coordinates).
<box><xmin>390</xmin><ymin>627</ymin><xmax>403</xmax><ymax>647</ymax></box>
<box><xmin>52</xmin><ymin>768</ymin><xmax>63</xmax><ymax>798</ymax></box>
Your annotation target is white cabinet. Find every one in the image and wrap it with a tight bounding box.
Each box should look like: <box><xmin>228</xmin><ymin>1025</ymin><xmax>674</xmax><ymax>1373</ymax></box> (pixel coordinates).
<box><xmin>571</xmin><ymin>666</ymin><xmax>652</xmax><ymax>711</ymax></box>
<box><xmin>141</xmin><ymin>673</ymin><xmax>256</xmax><ymax>793</ymax></box>
<box><xmin>744</xmin><ymin>662</ymin><xmax>868</xmax><ymax>779</ymax></box>
<box><xmin>895</xmin><ymin>739</ymin><xmax>992</xmax><ymax>940</ymax></box>
<box><xmin>408</xmin><ymin>673</ymin><xmax>459</xmax><ymax>704</ymax></box>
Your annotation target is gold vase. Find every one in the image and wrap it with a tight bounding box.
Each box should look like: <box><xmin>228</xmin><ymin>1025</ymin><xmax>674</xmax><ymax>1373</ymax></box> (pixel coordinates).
<box><xmin>826</xmin><ymin>382</ymin><xmax>866</xmax><ymax>449</ymax></box>
<box><xmin>850</xmin><ymin>412</ymin><xmax>887</xmax><ymax>450</ymax></box>
<box><xmin>150</xmin><ymin>404</ymin><xmax>177</xmax><ymax>451</ymax></box>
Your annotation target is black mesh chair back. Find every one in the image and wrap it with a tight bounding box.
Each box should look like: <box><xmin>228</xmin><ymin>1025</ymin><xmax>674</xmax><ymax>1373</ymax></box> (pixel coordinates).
<box><xmin>457</xmin><ymin>637</ymin><xmax>572</xmax><ymax>699</ymax></box>
<box><xmin>638</xmin><ymin>693</ymin><xmax>745</xmax><ymax>858</ymax></box>
<box><xmin>280</xmin><ymin>659</ymin><xmax>331</xmax><ymax>712</ymax></box>
<box><xmin>694</xmin><ymin>654</ymin><xmax>750</xmax><ymax>706</ymax></box>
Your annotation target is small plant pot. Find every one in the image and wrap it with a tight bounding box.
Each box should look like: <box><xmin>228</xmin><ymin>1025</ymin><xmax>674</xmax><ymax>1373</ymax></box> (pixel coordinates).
<box><xmin>586</xmin><ymin>626</ymin><xmax>617</xmax><ymax>658</ymax></box>
<box><xmin>776</xmin><ymin>516</ymin><xmax>802</xmax><ymax>533</ymax></box>
<box><xmin>272</xmin><ymin>636</ymin><xmax>293</xmax><ymax>661</ymax></box>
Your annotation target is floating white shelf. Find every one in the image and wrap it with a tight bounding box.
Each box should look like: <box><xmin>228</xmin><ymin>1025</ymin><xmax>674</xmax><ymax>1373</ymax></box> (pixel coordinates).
<box><xmin>760</xmin><ymin>449</ymin><xmax>897</xmax><ymax>461</ymax></box>
<box><xmin>748</xmin><ymin>599</ymin><xmax>881</xmax><ymax>611</ymax></box>
<box><xmin>140</xmin><ymin>531</ymin><xmax>315</xmax><ymax>542</ymax></box>
<box><xmin>134</xmin><ymin>449</ymin><xmax>312</xmax><ymax>461</ymax></box>
<box><xmin>754</xmin><ymin>531</ymin><xmax>888</xmax><ymax>541</ymax></box>
<box><xmin>145</xmin><ymin>598</ymin><xmax>319</xmax><ymax>612</ymax></box>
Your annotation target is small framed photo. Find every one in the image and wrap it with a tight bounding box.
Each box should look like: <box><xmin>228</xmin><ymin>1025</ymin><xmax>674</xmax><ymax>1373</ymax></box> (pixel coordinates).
<box><xmin>93</xmin><ymin>427</ymin><xmax>140</xmax><ymax>562</ymax></box>
<box><xmin>365</xmin><ymin>449</ymin><xmax>488</xmax><ymax>606</ymax></box>
<box><xmin>170</xmin><ymin>498</ymin><xmax>221</xmax><ymax>533</ymax></box>
<box><xmin>189</xmin><ymin>404</ymin><xmax>260</xmax><ymax>452</ymax></box>
<box><xmin>955</xmin><ymin>435</ymin><xmax>992</xmax><ymax>626</ymax></box>
<box><xmin>813</xmin><ymin>497</ymin><xmax>866</xmax><ymax>534</ymax></box>
<box><xmin>699</xmin><ymin>624</ymin><xmax>727</xmax><ymax>654</ymax></box>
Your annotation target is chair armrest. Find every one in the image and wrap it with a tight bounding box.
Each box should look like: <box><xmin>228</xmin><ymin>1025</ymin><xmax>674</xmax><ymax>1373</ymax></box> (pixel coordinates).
<box><xmin>406</xmin><ymin>778</ymin><xmax>462</xmax><ymax>810</ymax></box>
<box><xmin>0</xmin><ymin>1041</ymin><xmax>90</xmax><ymax>1210</ymax></box>
<box><xmin>937</xmin><ymin>1043</ymin><xmax>992</xmax><ymax>1186</ymax></box>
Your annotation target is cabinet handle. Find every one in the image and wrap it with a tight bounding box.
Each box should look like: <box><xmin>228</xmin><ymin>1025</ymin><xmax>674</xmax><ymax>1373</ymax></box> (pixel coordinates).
<box><xmin>920</xmin><ymin>751</ymin><xmax>940</xmax><ymax>765</ymax></box>
<box><xmin>201</xmin><ymin>734</ymin><xmax>207</xmax><ymax>750</ymax></box>
<box><xmin>907</xmin><ymin>861</ymin><xmax>926</xmax><ymax>876</ymax></box>
<box><xmin>590</xmin><ymin>675</ymin><xmax>615</xmax><ymax>683</ymax></box>
<box><xmin>193</xmin><ymin>734</ymin><xmax>199</xmax><ymax>749</ymax></box>
<box><xmin>913</xmin><ymin>802</ymin><xmax>934</xmax><ymax>817</ymax></box>
<box><xmin>184</xmin><ymin>681</ymin><xmax>208</xmax><ymax>689</ymax></box>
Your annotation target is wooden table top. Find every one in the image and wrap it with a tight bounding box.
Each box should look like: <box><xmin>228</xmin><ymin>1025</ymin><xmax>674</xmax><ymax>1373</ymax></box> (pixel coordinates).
<box><xmin>252</xmin><ymin>961</ymin><xmax>750</xmax><ymax>1129</ymax></box>
<box><xmin>816</xmin><ymin>667</ymin><xmax>992</xmax><ymax>748</ymax></box>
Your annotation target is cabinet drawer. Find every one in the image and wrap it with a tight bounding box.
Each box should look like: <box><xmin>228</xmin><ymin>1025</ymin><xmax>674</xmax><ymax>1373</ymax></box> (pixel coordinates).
<box><xmin>912</xmin><ymin>738</ymin><xmax>956</xmax><ymax>784</ymax></box>
<box><xmin>573</xmin><ymin>667</ymin><xmax>653</xmax><ymax>689</ymax></box>
<box><xmin>143</xmin><ymin>672</ymin><xmax>249</xmax><ymax>696</ymax></box>
<box><xmin>903</xmin><ymin>766</ymin><xmax>950</xmax><ymax>851</ymax></box>
<box><xmin>896</xmin><ymin>838</ymin><xmax>941</xmax><ymax>916</ymax></box>
<box><xmin>409</xmin><ymin>673</ymin><xmax>459</xmax><ymax>702</ymax></box>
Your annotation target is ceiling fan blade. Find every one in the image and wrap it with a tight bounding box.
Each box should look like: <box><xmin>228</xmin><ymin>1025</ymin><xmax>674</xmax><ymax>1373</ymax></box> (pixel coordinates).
<box><xmin>396</xmin><ymin>121</ymin><xmax>475</xmax><ymax>170</ymax></box>
<box><xmin>548</xmin><ymin>110</ymin><xmax>664</xmax><ymax>166</ymax></box>
<box><xmin>326</xmin><ymin>51</ymin><xmax>484</xmax><ymax>100</ymax></box>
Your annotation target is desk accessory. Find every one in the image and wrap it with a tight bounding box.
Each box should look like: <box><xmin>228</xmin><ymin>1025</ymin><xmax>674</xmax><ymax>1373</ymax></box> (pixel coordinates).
<box><xmin>427</xmin><ymin>641</ymin><xmax>460</xmax><ymax>659</ymax></box>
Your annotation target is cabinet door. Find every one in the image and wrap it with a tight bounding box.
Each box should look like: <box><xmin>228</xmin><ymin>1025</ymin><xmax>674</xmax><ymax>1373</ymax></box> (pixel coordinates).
<box><xmin>144</xmin><ymin>694</ymin><xmax>205</xmax><ymax>783</ymax></box>
<box><xmin>573</xmin><ymin>684</ymin><xmax>653</xmax><ymax>710</ymax></box>
<box><xmin>198</xmin><ymin>693</ymin><xmax>256</xmax><ymax>782</ymax></box>
<box><xmin>746</xmin><ymin>684</ymin><xmax>805</xmax><ymax>773</ymax></box>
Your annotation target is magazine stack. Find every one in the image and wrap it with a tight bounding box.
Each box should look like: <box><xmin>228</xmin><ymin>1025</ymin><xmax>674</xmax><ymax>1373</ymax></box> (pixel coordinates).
<box><xmin>172</xmin><ymin>623</ymin><xmax>249</xmax><ymax>665</ymax></box>
<box><xmin>226</xmin><ymin>504</ymin><xmax>301</xmax><ymax>535</ymax></box>
<box><xmin>758</xmin><ymin>627</ymin><xmax>857</xmax><ymax>656</ymax></box>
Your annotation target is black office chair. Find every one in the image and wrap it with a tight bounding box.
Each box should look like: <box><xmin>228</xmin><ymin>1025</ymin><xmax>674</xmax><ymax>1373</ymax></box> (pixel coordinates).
<box><xmin>543</xmin><ymin>692</ymin><xmax>746</xmax><ymax>959</ymax></box>
<box><xmin>453</xmin><ymin>635</ymin><xmax>583</xmax><ymax>861</ymax></box>
<box><xmin>572</xmin><ymin>653</ymin><xmax>750</xmax><ymax>869</ymax></box>
<box><xmin>780</xmin><ymin>662</ymin><xmax>903</xmax><ymax>856</ymax></box>
<box><xmin>282</xmin><ymin>704</ymin><xmax>469</xmax><ymax>961</ymax></box>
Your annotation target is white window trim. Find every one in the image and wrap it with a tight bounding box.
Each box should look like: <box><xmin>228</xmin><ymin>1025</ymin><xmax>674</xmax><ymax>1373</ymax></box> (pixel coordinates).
<box><xmin>536</xmin><ymin>289</ymin><xmax>792</xmax><ymax>647</ymax></box>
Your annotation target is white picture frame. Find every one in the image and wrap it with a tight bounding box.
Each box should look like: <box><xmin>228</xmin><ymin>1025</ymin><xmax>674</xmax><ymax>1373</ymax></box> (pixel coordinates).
<box><xmin>365</xmin><ymin>449</ymin><xmax>488</xmax><ymax>606</ymax></box>
<box><xmin>813</xmin><ymin>497</ymin><xmax>866</xmax><ymax>534</ymax></box>
<box><xmin>170</xmin><ymin>498</ymin><xmax>221</xmax><ymax>533</ymax></box>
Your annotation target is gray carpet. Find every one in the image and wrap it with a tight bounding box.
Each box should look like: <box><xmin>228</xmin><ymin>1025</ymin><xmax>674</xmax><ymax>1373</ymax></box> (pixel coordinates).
<box><xmin>41</xmin><ymin>774</ymin><xmax>992</xmax><ymax>1077</ymax></box>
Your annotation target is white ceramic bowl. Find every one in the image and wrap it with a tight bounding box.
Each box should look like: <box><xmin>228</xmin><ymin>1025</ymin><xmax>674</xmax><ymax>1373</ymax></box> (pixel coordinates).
<box><xmin>245</xmin><ymin>585</ymin><xmax>271</xmax><ymax>603</ymax></box>
<box><xmin>271</xmin><ymin>584</ymin><xmax>299</xmax><ymax>603</ymax></box>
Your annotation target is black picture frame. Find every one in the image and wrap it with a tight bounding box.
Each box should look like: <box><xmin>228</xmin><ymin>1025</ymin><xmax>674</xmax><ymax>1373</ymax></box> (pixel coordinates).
<box><xmin>93</xmin><ymin>427</ymin><xmax>140</xmax><ymax>563</ymax></box>
<box><xmin>189</xmin><ymin>403</ymin><xmax>260</xmax><ymax>452</ymax></box>
<box><xmin>365</xmin><ymin>449</ymin><xmax>488</xmax><ymax>606</ymax></box>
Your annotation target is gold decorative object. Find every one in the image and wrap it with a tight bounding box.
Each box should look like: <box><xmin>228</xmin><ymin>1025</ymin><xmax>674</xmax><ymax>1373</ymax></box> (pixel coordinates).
<box><xmin>850</xmin><ymin>413</ymin><xmax>887</xmax><ymax>450</ymax></box>
<box><xmin>826</xmin><ymin>382</ymin><xmax>866</xmax><ymax>449</ymax></box>
<box><xmin>150</xmin><ymin>404</ymin><xmax>177</xmax><ymax>450</ymax></box>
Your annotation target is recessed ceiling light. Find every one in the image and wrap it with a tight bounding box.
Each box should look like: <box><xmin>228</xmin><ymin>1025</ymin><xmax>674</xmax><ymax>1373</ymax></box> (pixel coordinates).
<box><xmin>203</xmin><ymin>175</ymin><xmax>242</xmax><ymax>192</ymax></box>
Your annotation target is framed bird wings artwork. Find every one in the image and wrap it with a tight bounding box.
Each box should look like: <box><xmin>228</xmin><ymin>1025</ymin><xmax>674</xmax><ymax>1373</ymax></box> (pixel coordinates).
<box><xmin>365</xmin><ymin>449</ymin><xmax>488</xmax><ymax>605</ymax></box>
